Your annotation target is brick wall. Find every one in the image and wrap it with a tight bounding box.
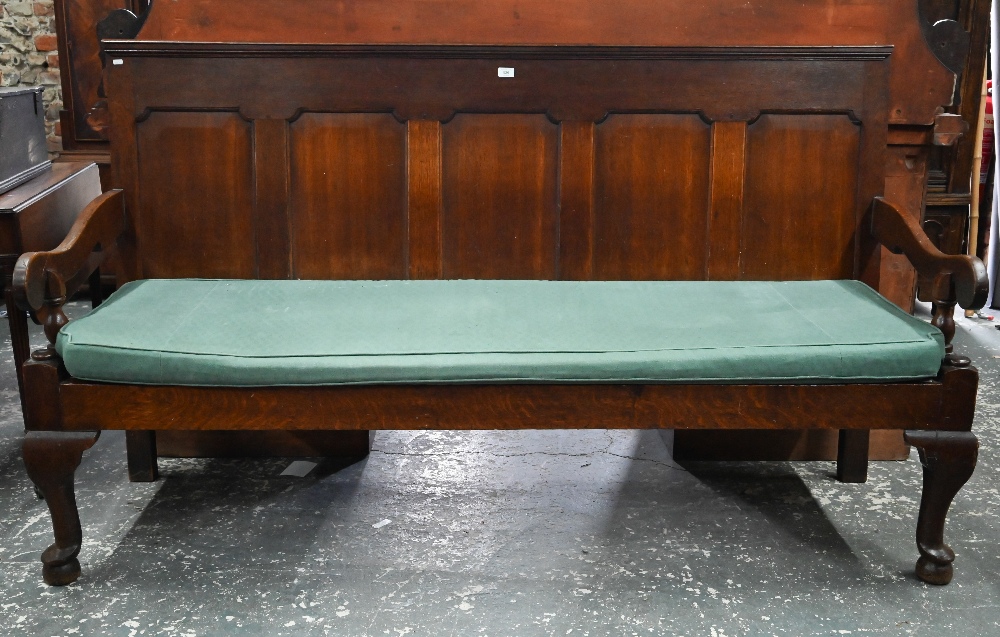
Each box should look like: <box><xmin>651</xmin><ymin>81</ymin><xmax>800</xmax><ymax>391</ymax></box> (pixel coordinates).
<box><xmin>0</xmin><ymin>0</ymin><xmax>62</xmax><ymax>152</ymax></box>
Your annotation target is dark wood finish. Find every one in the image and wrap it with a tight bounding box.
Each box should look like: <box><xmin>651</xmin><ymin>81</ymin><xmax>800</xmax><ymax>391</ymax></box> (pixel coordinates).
<box><xmin>837</xmin><ymin>430</ymin><xmax>871</xmax><ymax>483</ymax></box>
<box><xmin>592</xmin><ymin>115</ymin><xmax>710</xmax><ymax>279</ymax></box>
<box><xmin>0</xmin><ymin>163</ymin><xmax>102</xmax><ymax>398</ymax></box>
<box><xmin>945</xmin><ymin>0</ymin><xmax>991</xmax><ymax>195</ymax></box>
<box><xmin>22</xmin><ymin>430</ymin><xmax>100</xmax><ymax>586</ymax></box>
<box><xmin>155</xmin><ymin>430</ymin><xmax>374</xmax><ymax>458</ymax></box>
<box><xmin>253</xmin><ymin>120</ymin><xmax>292</xmax><ymax>279</ymax></box>
<box><xmin>441</xmin><ymin>114</ymin><xmax>559</xmax><ymax>278</ymax></box>
<box><xmin>125</xmin><ymin>430</ymin><xmax>157</xmax><ymax>481</ymax></box>
<box><xmin>931</xmin><ymin>113</ymin><xmax>969</xmax><ymax>147</ymax></box>
<box><xmin>3</xmin><ymin>284</ymin><xmax>30</xmax><ymax>405</ymax></box>
<box><xmin>874</xmin><ymin>195</ymin><xmax>988</xmax><ymax>363</ymax></box>
<box><xmin>673</xmin><ymin>430</ymin><xmax>909</xmax><ymax>462</ymax></box>
<box><xmin>134</xmin><ymin>112</ymin><xmax>255</xmax><ymax>278</ymax></box>
<box><xmin>707</xmin><ymin>121</ymin><xmax>746</xmax><ymax>280</ymax></box>
<box><xmin>406</xmin><ymin>120</ymin><xmax>443</xmax><ymax>279</ymax></box>
<box><xmin>52</xmin><ymin>0</ymin><xmax>982</xmax><ymax>464</ymax></box>
<box><xmin>125</xmin><ymin>430</ymin><xmax>373</xmax><ymax>479</ymax></box>
<box><xmin>10</xmin><ymin>0</ymin><xmax>986</xmax><ymax>586</ymax></box>
<box><xmin>123</xmin><ymin>0</ymin><xmax>960</xmax><ymax>125</ymax></box>
<box><xmin>14</xmin><ymin>189</ymin><xmax>124</xmax><ymax>322</ymax></box>
<box><xmin>54</xmin><ymin>0</ymin><xmax>147</xmax><ymax>150</ymax></box>
<box><xmin>290</xmin><ymin>114</ymin><xmax>408</xmax><ymax>279</ymax></box>
<box><xmin>917</xmin><ymin>0</ymin><xmax>991</xmax><ymax>307</ymax></box>
<box><xmin>904</xmin><ymin>430</ymin><xmax>979</xmax><ymax>585</ymax></box>
<box><xmin>0</xmin><ymin>163</ymin><xmax>103</xmax><ymax>255</ymax></box>
<box><xmin>879</xmin><ymin>140</ymin><xmax>932</xmax><ymax>311</ymax></box>
<box><xmin>872</xmin><ymin>197</ymin><xmax>988</xmax><ymax>311</ymax></box>
<box><xmin>742</xmin><ymin>114</ymin><xmax>861</xmax><ymax>280</ymax></box>
<box><xmin>56</xmin><ymin>367</ymin><xmax>978</xmax><ymax>433</ymax></box>
<box><xmin>558</xmin><ymin>121</ymin><xmax>595</xmax><ymax>280</ymax></box>
<box><xmin>52</xmin><ymin>0</ymin><xmax>148</xmax><ymax>199</ymax></box>
<box><xmin>99</xmin><ymin>50</ymin><xmax>891</xmax><ymax>284</ymax></box>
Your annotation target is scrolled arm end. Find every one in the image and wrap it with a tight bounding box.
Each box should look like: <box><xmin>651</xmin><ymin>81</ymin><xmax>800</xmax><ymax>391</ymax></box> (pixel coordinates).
<box><xmin>11</xmin><ymin>190</ymin><xmax>125</xmax><ymax>351</ymax></box>
<box><xmin>12</xmin><ymin>251</ymin><xmax>52</xmax><ymax>315</ymax></box>
<box><xmin>871</xmin><ymin>197</ymin><xmax>988</xmax><ymax>310</ymax></box>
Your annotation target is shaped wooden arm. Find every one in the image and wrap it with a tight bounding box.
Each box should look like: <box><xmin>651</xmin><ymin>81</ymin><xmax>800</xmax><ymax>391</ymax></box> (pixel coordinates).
<box><xmin>13</xmin><ymin>189</ymin><xmax>125</xmax><ymax>352</ymax></box>
<box><xmin>871</xmin><ymin>197</ymin><xmax>988</xmax><ymax>310</ymax></box>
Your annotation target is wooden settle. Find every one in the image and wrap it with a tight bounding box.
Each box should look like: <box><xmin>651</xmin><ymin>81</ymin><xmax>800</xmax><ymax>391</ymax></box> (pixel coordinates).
<box><xmin>43</xmin><ymin>0</ymin><xmax>988</xmax><ymax>465</ymax></box>
<box><xmin>11</xmin><ymin>0</ymin><xmax>990</xmax><ymax>587</ymax></box>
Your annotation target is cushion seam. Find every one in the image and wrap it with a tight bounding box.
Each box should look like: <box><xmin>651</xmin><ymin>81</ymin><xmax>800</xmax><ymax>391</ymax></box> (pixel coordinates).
<box><xmin>59</xmin><ymin>338</ymin><xmax>938</xmax><ymax>358</ymax></box>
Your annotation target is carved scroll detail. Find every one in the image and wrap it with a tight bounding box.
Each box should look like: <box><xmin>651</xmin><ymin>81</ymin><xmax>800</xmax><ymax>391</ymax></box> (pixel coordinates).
<box><xmin>918</xmin><ymin>0</ymin><xmax>971</xmax><ymax>75</ymax></box>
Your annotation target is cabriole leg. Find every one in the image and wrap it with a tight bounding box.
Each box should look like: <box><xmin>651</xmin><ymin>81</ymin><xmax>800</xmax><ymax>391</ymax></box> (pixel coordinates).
<box><xmin>22</xmin><ymin>430</ymin><xmax>100</xmax><ymax>586</ymax></box>
<box><xmin>903</xmin><ymin>430</ymin><xmax>978</xmax><ymax>585</ymax></box>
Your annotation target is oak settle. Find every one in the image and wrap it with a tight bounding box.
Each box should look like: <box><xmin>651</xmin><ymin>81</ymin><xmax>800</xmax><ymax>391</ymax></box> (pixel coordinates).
<box><xmin>11</xmin><ymin>0</ymin><xmax>988</xmax><ymax>587</ymax></box>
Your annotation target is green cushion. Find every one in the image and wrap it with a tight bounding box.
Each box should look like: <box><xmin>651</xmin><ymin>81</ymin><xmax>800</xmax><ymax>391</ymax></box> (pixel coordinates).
<box><xmin>56</xmin><ymin>279</ymin><xmax>944</xmax><ymax>386</ymax></box>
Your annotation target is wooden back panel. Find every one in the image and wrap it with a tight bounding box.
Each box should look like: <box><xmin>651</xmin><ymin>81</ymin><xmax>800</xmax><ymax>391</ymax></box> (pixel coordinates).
<box><xmin>104</xmin><ymin>46</ymin><xmax>890</xmax><ymax>286</ymax></box>
<box><xmin>125</xmin><ymin>0</ymin><xmax>958</xmax><ymax>126</ymax></box>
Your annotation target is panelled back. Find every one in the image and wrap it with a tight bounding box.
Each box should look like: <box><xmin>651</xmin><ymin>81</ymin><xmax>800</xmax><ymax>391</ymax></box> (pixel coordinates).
<box><xmin>105</xmin><ymin>47</ymin><xmax>890</xmax><ymax>284</ymax></box>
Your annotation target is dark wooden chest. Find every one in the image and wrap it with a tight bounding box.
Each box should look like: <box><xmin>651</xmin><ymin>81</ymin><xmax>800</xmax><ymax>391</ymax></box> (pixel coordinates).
<box><xmin>0</xmin><ymin>87</ymin><xmax>51</xmax><ymax>195</ymax></box>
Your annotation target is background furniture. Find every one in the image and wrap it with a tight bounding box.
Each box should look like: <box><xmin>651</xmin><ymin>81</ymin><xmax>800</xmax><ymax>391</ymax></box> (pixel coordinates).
<box><xmin>52</xmin><ymin>0</ymin><xmax>146</xmax><ymax>189</ymax></box>
<box><xmin>0</xmin><ymin>87</ymin><xmax>51</xmax><ymax>194</ymax></box>
<box><xmin>920</xmin><ymin>0</ymin><xmax>991</xmax><ymax>300</ymax></box>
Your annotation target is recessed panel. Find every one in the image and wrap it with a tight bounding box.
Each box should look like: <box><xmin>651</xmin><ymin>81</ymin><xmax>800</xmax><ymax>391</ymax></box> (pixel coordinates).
<box><xmin>742</xmin><ymin>114</ymin><xmax>860</xmax><ymax>280</ymax></box>
<box><xmin>592</xmin><ymin>114</ymin><xmax>712</xmax><ymax>280</ymax></box>
<box><xmin>136</xmin><ymin>111</ymin><xmax>255</xmax><ymax>278</ymax></box>
<box><xmin>441</xmin><ymin>114</ymin><xmax>559</xmax><ymax>279</ymax></box>
<box><xmin>290</xmin><ymin>113</ymin><xmax>407</xmax><ymax>279</ymax></box>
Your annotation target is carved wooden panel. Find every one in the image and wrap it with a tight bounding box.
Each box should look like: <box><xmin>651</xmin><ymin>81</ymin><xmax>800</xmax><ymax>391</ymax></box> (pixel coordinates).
<box><xmin>112</xmin><ymin>54</ymin><xmax>889</xmax><ymax>287</ymax></box>
<box><xmin>592</xmin><ymin>114</ymin><xmax>712</xmax><ymax>280</ymax></box>
<box><xmin>55</xmin><ymin>0</ymin><xmax>143</xmax><ymax>148</ymax></box>
<box><xmin>289</xmin><ymin>113</ymin><xmax>408</xmax><ymax>279</ymax></box>
<box><xmin>135</xmin><ymin>111</ymin><xmax>255</xmax><ymax>278</ymax></box>
<box><xmin>406</xmin><ymin>120</ymin><xmax>444</xmax><ymax>279</ymax></box>
<box><xmin>440</xmin><ymin>114</ymin><xmax>559</xmax><ymax>278</ymax></box>
<box><xmin>706</xmin><ymin>121</ymin><xmax>748</xmax><ymax>280</ymax></box>
<box><xmin>741</xmin><ymin>114</ymin><xmax>861</xmax><ymax>280</ymax></box>
<box><xmin>126</xmin><ymin>0</ymin><xmax>957</xmax><ymax>127</ymax></box>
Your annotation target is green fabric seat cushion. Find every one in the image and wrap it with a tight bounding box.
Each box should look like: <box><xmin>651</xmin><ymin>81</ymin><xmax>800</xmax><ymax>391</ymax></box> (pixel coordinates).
<box><xmin>56</xmin><ymin>279</ymin><xmax>944</xmax><ymax>386</ymax></box>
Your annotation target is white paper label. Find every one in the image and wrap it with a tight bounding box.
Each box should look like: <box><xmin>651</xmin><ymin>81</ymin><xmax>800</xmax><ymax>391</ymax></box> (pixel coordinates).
<box><xmin>112</xmin><ymin>59</ymin><xmax>124</xmax><ymax>66</ymax></box>
<box><xmin>498</xmin><ymin>67</ymin><xmax>515</xmax><ymax>78</ymax></box>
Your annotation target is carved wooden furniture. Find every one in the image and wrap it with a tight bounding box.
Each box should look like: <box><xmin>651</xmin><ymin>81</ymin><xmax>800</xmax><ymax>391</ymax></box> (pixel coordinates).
<box><xmin>48</xmin><ymin>0</ymin><xmax>985</xmax><ymax>465</ymax></box>
<box><xmin>918</xmin><ymin>0</ymin><xmax>992</xmax><ymax>314</ymax></box>
<box><xmin>52</xmin><ymin>0</ymin><xmax>148</xmax><ymax>188</ymax></box>
<box><xmin>13</xmin><ymin>0</ymin><xmax>988</xmax><ymax>587</ymax></box>
<box><xmin>0</xmin><ymin>162</ymin><xmax>101</xmax><ymax>399</ymax></box>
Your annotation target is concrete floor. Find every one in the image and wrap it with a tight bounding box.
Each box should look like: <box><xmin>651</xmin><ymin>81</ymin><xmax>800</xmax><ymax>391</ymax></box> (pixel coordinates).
<box><xmin>1</xmin><ymin>303</ymin><xmax>1000</xmax><ymax>636</ymax></box>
